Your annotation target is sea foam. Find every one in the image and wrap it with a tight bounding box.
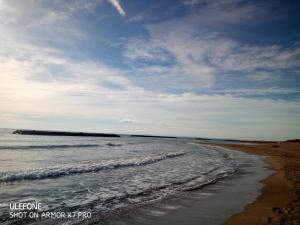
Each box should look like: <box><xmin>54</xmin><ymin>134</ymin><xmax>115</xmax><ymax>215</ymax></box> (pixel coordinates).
<box><xmin>0</xmin><ymin>152</ymin><xmax>186</xmax><ymax>182</ymax></box>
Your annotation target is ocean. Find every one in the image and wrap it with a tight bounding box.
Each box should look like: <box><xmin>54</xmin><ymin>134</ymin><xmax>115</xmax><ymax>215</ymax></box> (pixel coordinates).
<box><xmin>0</xmin><ymin>128</ymin><xmax>271</xmax><ymax>225</ymax></box>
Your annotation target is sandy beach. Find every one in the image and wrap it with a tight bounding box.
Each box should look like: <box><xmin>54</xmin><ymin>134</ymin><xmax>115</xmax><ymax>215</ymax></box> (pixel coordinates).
<box><xmin>216</xmin><ymin>141</ymin><xmax>300</xmax><ymax>225</ymax></box>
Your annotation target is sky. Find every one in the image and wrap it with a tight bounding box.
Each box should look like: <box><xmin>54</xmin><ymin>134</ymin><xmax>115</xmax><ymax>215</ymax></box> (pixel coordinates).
<box><xmin>0</xmin><ymin>0</ymin><xmax>299</xmax><ymax>140</ymax></box>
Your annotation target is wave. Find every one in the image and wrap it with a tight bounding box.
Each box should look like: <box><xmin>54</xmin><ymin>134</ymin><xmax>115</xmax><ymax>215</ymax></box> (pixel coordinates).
<box><xmin>0</xmin><ymin>152</ymin><xmax>186</xmax><ymax>183</ymax></box>
<box><xmin>37</xmin><ymin>167</ymin><xmax>236</xmax><ymax>221</ymax></box>
<box><xmin>106</xmin><ymin>143</ymin><xmax>122</xmax><ymax>147</ymax></box>
<box><xmin>0</xmin><ymin>144</ymin><xmax>100</xmax><ymax>150</ymax></box>
<box><xmin>181</xmin><ymin>169</ymin><xmax>237</xmax><ymax>191</ymax></box>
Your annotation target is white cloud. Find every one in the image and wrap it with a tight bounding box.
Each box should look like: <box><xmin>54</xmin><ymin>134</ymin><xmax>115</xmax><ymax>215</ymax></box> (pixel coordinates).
<box><xmin>184</xmin><ymin>0</ymin><xmax>199</xmax><ymax>7</ymax></box>
<box><xmin>0</xmin><ymin>0</ymin><xmax>99</xmax><ymax>53</ymax></box>
<box><xmin>210</xmin><ymin>45</ymin><xmax>300</xmax><ymax>72</ymax></box>
<box><xmin>245</xmin><ymin>71</ymin><xmax>281</xmax><ymax>83</ymax></box>
<box><xmin>122</xmin><ymin>0</ymin><xmax>300</xmax><ymax>89</ymax></box>
<box><xmin>120</xmin><ymin>118</ymin><xmax>133</xmax><ymax>123</ymax></box>
<box><xmin>0</xmin><ymin>0</ymin><xmax>299</xmax><ymax>140</ymax></box>
<box><xmin>1</xmin><ymin>48</ymin><xmax>299</xmax><ymax>140</ymax></box>
<box><xmin>125</xmin><ymin>32</ymin><xmax>218</xmax><ymax>87</ymax></box>
<box><xmin>124</xmin><ymin>38</ymin><xmax>172</xmax><ymax>62</ymax></box>
<box><xmin>212</xmin><ymin>88</ymin><xmax>300</xmax><ymax>96</ymax></box>
<box><xmin>124</xmin><ymin>21</ymin><xmax>300</xmax><ymax>88</ymax></box>
<box><xmin>108</xmin><ymin>0</ymin><xmax>126</xmax><ymax>17</ymax></box>
<box><xmin>128</xmin><ymin>12</ymin><xmax>149</xmax><ymax>22</ymax></box>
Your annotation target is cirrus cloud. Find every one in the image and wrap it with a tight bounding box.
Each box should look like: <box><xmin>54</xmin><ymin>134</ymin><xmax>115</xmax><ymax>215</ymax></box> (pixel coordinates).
<box><xmin>108</xmin><ymin>0</ymin><xmax>125</xmax><ymax>17</ymax></box>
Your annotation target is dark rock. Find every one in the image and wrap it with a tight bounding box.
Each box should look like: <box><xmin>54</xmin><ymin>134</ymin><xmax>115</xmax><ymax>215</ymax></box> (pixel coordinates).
<box><xmin>13</xmin><ymin>130</ymin><xmax>120</xmax><ymax>137</ymax></box>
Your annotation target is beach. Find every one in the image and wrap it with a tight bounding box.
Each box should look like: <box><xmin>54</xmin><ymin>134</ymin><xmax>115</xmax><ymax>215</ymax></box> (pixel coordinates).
<box><xmin>1</xmin><ymin>127</ymin><xmax>299</xmax><ymax>225</ymax></box>
<box><xmin>218</xmin><ymin>141</ymin><xmax>300</xmax><ymax>225</ymax></box>
<box><xmin>0</xmin><ymin>128</ymin><xmax>273</xmax><ymax>225</ymax></box>
<box><xmin>1</xmin><ymin>0</ymin><xmax>299</xmax><ymax>224</ymax></box>
<box><xmin>82</xmin><ymin>151</ymin><xmax>271</xmax><ymax>225</ymax></box>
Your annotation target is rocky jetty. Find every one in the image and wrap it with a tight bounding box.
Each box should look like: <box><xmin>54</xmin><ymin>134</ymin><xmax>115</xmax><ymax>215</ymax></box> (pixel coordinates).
<box><xmin>13</xmin><ymin>130</ymin><xmax>120</xmax><ymax>137</ymax></box>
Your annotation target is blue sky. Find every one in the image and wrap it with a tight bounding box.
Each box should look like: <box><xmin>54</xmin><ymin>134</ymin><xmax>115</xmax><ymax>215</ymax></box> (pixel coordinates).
<box><xmin>0</xmin><ymin>0</ymin><xmax>299</xmax><ymax>140</ymax></box>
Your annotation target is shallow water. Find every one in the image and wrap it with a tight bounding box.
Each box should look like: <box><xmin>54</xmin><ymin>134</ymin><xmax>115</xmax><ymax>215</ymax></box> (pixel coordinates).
<box><xmin>95</xmin><ymin>149</ymin><xmax>271</xmax><ymax>225</ymax></box>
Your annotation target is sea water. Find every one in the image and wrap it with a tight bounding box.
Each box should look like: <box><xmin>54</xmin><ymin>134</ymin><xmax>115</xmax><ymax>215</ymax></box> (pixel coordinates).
<box><xmin>0</xmin><ymin>128</ymin><xmax>263</xmax><ymax>225</ymax></box>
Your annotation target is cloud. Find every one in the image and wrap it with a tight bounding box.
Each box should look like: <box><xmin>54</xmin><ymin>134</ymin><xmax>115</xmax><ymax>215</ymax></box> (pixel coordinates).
<box><xmin>122</xmin><ymin>0</ymin><xmax>299</xmax><ymax>90</ymax></box>
<box><xmin>0</xmin><ymin>0</ymin><xmax>299</xmax><ymax>140</ymax></box>
<box><xmin>210</xmin><ymin>45</ymin><xmax>300</xmax><ymax>72</ymax></box>
<box><xmin>212</xmin><ymin>88</ymin><xmax>300</xmax><ymax>96</ymax></box>
<box><xmin>124</xmin><ymin>18</ymin><xmax>300</xmax><ymax>89</ymax></box>
<box><xmin>245</xmin><ymin>71</ymin><xmax>281</xmax><ymax>83</ymax></box>
<box><xmin>124</xmin><ymin>32</ymin><xmax>217</xmax><ymax>87</ymax></box>
<box><xmin>120</xmin><ymin>118</ymin><xmax>133</xmax><ymax>123</ymax></box>
<box><xmin>108</xmin><ymin>0</ymin><xmax>125</xmax><ymax>17</ymax></box>
<box><xmin>0</xmin><ymin>0</ymin><xmax>103</xmax><ymax>52</ymax></box>
<box><xmin>128</xmin><ymin>12</ymin><xmax>149</xmax><ymax>22</ymax></box>
<box><xmin>183</xmin><ymin>0</ymin><xmax>269</xmax><ymax>25</ymax></box>
<box><xmin>1</xmin><ymin>46</ymin><xmax>299</xmax><ymax>140</ymax></box>
<box><xmin>1</xmin><ymin>34</ymin><xmax>299</xmax><ymax>140</ymax></box>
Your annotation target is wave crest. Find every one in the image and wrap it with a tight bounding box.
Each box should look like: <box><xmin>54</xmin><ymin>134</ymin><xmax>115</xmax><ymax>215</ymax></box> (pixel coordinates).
<box><xmin>0</xmin><ymin>152</ymin><xmax>186</xmax><ymax>183</ymax></box>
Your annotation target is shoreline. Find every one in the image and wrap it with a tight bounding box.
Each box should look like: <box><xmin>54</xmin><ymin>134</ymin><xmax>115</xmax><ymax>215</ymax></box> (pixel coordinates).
<box><xmin>76</xmin><ymin>143</ymin><xmax>272</xmax><ymax>225</ymax></box>
<box><xmin>213</xmin><ymin>142</ymin><xmax>300</xmax><ymax>225</ymax></box>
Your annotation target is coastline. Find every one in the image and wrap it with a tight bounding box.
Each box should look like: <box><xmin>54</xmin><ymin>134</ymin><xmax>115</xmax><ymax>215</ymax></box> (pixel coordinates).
<box><xmin>214</xmin><ymin>142</ymin><xmax>300</xmax><ymax>225</ymax></box>
<box><xmin>2</xmin><ymin>133</ymin><xmax>298</xmax><ymax>225</ymax></box>
<box><xmin>76</xmin><ymin>143</ymin><xmax>272</xmax><ymax>225</ymax></box>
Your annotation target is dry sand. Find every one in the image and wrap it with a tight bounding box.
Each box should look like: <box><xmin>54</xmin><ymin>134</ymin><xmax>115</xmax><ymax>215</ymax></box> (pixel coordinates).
<box><xmin>216</xmin><ymin>141</ymin><xmax>300</xmax><ymax>225</ymax></box>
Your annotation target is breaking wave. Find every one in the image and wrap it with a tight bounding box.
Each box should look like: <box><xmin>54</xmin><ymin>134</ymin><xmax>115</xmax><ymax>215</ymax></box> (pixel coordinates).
<box><xmin>0</xmin><ymin>152</ymin><xmax>186</xmax><ymax>182</ymax></box>
<box><xmin>106</xmin><ymin>143</ymin><xmax>122</xmax><ymax>147</ymax></box>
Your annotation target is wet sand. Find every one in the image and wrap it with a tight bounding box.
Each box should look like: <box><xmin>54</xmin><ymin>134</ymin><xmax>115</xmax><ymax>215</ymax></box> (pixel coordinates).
<box><xmin>217</xmin><ymin>142</ymin><xmax>300</xmax><ymax>225</ymax></box>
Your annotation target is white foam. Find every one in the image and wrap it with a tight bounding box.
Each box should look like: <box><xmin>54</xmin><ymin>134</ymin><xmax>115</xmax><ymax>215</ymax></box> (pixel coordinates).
<box><xmin>0</xmin><ymin>152</ymin><xmax>186</xmax><ymax>182</ymax></box>
<box><xmin>148</xmin><ymin>210</ymin><xmax>167</xmax><ymax>216</ymax></box>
